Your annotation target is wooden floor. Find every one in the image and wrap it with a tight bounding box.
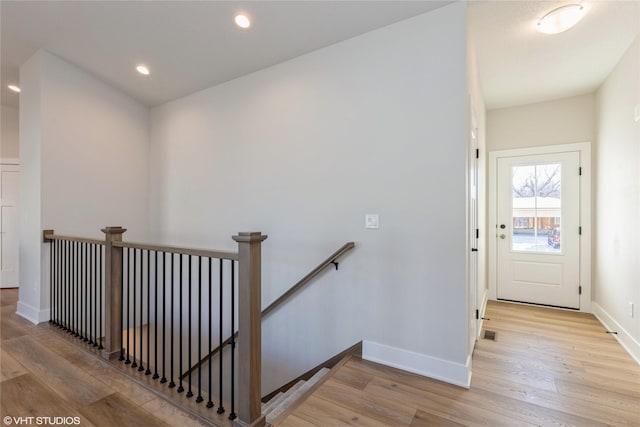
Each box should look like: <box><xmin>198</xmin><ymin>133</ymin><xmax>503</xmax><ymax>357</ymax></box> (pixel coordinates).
<box><xmin>0</xmin><ymin>288</ymin><xmax>208</xmax><ymax>427</ymax></box>
<box><xmin>275</xmin><ymin>300</ymin><xmax>640</xmax><ymax>426</ymax></box>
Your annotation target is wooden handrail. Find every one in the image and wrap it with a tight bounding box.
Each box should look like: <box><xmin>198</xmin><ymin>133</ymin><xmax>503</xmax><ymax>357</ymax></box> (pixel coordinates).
<box><xmin>262</xmin><ymin>241</ymin><xmax>355</xmax><ymax>319</ymax></box>
<box><xmin>43</xmin><ymin>232</ymin><xmax>105</xmax><ymax>245</ymax></box>
<box><xmin>113</xmin><ymin>240</ymin><xmax>238</xmax><ymax>260</ymax></box>
<box><xmin>181</xmin><ymin>241</ymin><xmax>355</xmax><ymax>380</ymax></box>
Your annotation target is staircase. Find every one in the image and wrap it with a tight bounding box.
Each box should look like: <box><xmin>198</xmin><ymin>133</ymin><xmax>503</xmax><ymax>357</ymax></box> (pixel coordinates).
<box><xmin>262</xmin><ymin>367</ymin><xmax>331</xmax><ymax>424</ymax></box>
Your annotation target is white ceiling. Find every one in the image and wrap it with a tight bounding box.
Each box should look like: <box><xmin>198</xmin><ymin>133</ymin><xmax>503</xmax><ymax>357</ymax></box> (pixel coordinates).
<box><xmin>0</xmin><ymin>0</ymin><xmax>450</xmax><ymax>108</ymax></box>
<box><xmin>468</xmin><ymin>0</ymin><xmax>640</xmax><ymax>109</ymax></box>
<box><xmin>2</xmin><ymin>1</ymin><xmax>638</xmax><ymax>111</ymax></box>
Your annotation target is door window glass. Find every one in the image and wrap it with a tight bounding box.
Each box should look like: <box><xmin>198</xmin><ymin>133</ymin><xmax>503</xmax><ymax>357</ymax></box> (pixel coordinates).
<box><xmin>511</xmin><ymin>164</ymin><xmax>561</xmax><ymax>252</ymax></box>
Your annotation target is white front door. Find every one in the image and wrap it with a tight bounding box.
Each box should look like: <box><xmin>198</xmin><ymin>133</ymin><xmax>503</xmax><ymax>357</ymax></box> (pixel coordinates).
<box><xmin>496</xmin><ymin>152</ymin><xmax>581</xmax><ymax>309</ymax></box>
<box><xmin>1</xmin><ymin>164</ymin><xmax>19</xmax><ymax>288</ymax></box>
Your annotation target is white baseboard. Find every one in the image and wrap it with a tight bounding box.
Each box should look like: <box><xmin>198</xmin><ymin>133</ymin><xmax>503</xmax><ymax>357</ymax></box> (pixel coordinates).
<box><xmin>362</xmin><ymin>340</ymin><xmax>471</xmax><ymax>388</ymax></box>
<box><xmin>592</xmin><ymin>302</ymin><xmax>640</xmax><ymax>365</ymax></box>
<box><xmin>16</xmin><ymin>301</ymin><xmax>50</xmax><ymax>325</ymax></box>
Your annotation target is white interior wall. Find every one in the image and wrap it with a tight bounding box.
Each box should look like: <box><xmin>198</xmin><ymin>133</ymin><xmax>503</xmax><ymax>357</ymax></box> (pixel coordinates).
<box><xmin>594</xmin><ymin>35</ymin><xmax>640</xmax><ymax>362</ymax></box>
<box><xmin>1</xmin><ymin>105</ymin><xmax>20</xmax><ymax>160</ymax></box>
<box><xmin>18</xmin><ymin>50</ymin><xmax>150</xmax><ymax>323</ymax></box>
<box><xmin>150</xmin><ymin>2</ymin><xmax>470</xmax><ymax>391</ymax></box>
<box><xmin>487</xmin><ymin>93</ymin><xmax>596</xmax><ymax>152</ymax></box>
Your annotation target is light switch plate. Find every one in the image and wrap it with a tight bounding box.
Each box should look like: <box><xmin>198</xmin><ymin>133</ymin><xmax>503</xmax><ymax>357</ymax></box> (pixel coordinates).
<box><xmin>365</xmin><ymin>214</ymin><xmax>379</xmax><ymax>229</ymax></box>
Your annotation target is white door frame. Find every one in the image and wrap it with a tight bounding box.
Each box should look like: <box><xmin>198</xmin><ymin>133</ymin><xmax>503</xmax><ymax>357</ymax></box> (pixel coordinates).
<box><xmin>488</xmin><ymin>142</ymin><xmax>591</xmax><ymax>312</ymax></box>
<box><xmin>1</xmin><ymin>160</ymin><xmax>20</xmax><ymax>288</ymax></box>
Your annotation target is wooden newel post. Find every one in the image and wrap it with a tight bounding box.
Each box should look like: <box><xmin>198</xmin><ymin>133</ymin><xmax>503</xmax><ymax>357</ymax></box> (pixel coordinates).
<box><xmin>101</xmin><ymin>226</ymin><xmax>127</xmax><ymax>360</ymax></box>
<box><xmin>232</xmin><ymin>232</ymin><xmax>268</xmax><ymax>427</ymax></box>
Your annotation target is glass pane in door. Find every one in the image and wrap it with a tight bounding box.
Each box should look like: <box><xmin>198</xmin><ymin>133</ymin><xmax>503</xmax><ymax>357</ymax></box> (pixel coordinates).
<box><xmin>511</xmin><ymin>163</ymin><xmax>561</xmax><ymax>252</ymax></box>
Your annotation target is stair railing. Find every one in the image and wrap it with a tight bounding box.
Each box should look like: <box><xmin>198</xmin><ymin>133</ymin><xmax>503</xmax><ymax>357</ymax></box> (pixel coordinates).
<box><xmin>181</xmin><ymin>241</ymin><xmax>355</xmax><ymax>382</ymax></box>
<box><xmin>44</xmin><ymin>227</ymin><xmax>267</xmax><ymax>427</ymax></box>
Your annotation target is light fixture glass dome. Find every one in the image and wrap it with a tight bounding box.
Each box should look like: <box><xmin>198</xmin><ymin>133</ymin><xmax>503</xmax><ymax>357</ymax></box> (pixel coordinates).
<box><xmin>537</xmin><ymin>4</ymin><xmax>586</xmax><ymax>34</ymax></box>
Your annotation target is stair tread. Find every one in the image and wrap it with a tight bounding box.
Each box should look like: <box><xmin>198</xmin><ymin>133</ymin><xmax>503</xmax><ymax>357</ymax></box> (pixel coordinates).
<box><xmin>265</xmin><ymin>368</ymin><xmax>331</xmax><ymax>422</ymax></box>
<box><xmin>262</xmin><ymin>392</ymin><xmax>284</xmax><ymax>411</ymax></box>
<box><xmin>263</xmin><ymin>380</ymin><xmax>306</xmax><ymax>416</ymax></box>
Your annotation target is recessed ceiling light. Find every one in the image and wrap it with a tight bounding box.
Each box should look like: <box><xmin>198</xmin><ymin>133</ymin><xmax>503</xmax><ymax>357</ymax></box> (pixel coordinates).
<box><xmin>234</xmin><ymin>14</ymin><xmax>251</xmax><ymax>29</ymax></box>
<box><xmin>136</xmin><ymin>65</ymin><xmax>150</xmax><ymax>75</ymax></box>
<box><xmin>8</xmin><ymin>85</ymin><xmax>20</xmax><ymax>93</ymax></box>
<box><xmin>536</xmin><ymin>4</ymin><xmax>587</xmax><ymax>34</ymax></box>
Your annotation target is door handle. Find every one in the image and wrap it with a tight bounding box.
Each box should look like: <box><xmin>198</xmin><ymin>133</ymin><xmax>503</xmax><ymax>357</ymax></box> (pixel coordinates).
<box><xmin>499</xmin><ymin>234</ymin><xmax>506</xmax><ymax>239</ymax></box>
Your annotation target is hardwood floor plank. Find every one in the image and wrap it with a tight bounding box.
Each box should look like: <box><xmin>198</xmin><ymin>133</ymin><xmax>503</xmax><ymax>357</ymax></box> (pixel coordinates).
<box><xmin>79</xmin><ymin>393</ymin><xmax>171</xmax><ymax>427</ymax></box>
<box><xmin>410</xmin><ymin>409</ymin><xmax>465</xmax><ymax>427</ymax></box>
<box><xmin>2</xmin><ymin>335</ymin><xmax>114</xmax><ymax>408</ymax></box>
<box><xmin>294</xmin><ymin>395</ymin><xmax>392</xmax><ymax>427</ymax></box>
<box><xmin>279</xmin><ymin>413</ymin><xmax>319</xmax><ymax>427</ymax></box>
<box><xmin>471</xmin><ymin>368</ymin><xmax>639</xmax><ymax>427</ymax></box>
<box><xmin>0</xmin><ymin>374</ymin><xmax>96</xmax><ymax>426</ymax></box>
<box><xmin>314</xmin><ymin>379</ymin><xmax>417</xmax><ymax>426</ymax></box>
<box><xmin>277</xmin><ymin>301</ymin><xmax>640</xmax><ymax>427</ymax></box>
<box><xmin>35</xmin><ymin>330</ymin><xmax>159</xmax><ymax>406</ymax></box>
<box><xmin>0</xmin><ymin>347</ymin><xmax>27</xmax><ymax>382</ymax></box>
<box><xmin>331</xmin><ymin>364</ymin><xmax>375</xmax><ymax>390</ymax></box>
<box><xmin>141</xmin><ymin>397</ymin><xmax>209</xmax><ymax>427</ymax></box>
<box><xmin>555</xmin><ymin>378</ymin><xmax>640</xmax><ymax>414</ymax></box>
<box><xmin>363</xmin><ymin>375</ymin><xmax>535</xmax><ymax>427</ymax></box>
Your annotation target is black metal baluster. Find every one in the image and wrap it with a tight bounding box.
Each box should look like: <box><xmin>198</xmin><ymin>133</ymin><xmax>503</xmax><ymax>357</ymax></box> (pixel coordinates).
<box><xmin>68</xmin><ymin>241</ymin><xmax>73</xmax><ymax>333</ymax></box>
<box><xmin>125</xmin><ymin>248</ymin><xmax>131</xmax><ymax>363</ymax></box>
<box><xmin>118</xmin><ymin>245</ymin><xmax>124</xmax><ymax>360</ymax></box>
<box><xmin>57</xmin><ymin>240</ymin><xmax>60</xmax><ymax>325</ymax></box>
<box><xmin>160</xmin><ymin>251</ymin><xmax>167</xmax><ymax>384</ymax></box>
<box><xmin>88</xmin><ymin>244</ymin><xmax>94</xmax><ymax>345</ymax></box>
<box><xmin>178</xmin><ymin>254</ymin><xmax>184</xmax><ymax>393</ymax></box>
<box><xmin>207</xmin><ymin>257</ymin><xmax>213</xmax><ymax>408</ymax></box>
<box><xmin>68</xmin><ymin>240</ymin><xmax>72</xmax><ymax>332</ymax></box>
<box><xmin>64</xmin><ymin>240</ymin><xmax>69</xmax><ymax>331</ymax></box>
<box><xmin>85</xmin><ymin>243</ymin><xmax>89</xmax><ymax>342</ymax></box>
<box><xmin>138</xmin><ymin>249</ymin><xmax>145</xmax><ymax>372</ymax></box>
<box><xmin>217</xmin><ymin>259</ymin><xmax>225</xmax><ymax>414</ymax></box>
<box><xmin>53</xmin><ymin>240</ymin><xmax>57</xmax><ymax>326</ymax></box>
<box><xmin>229</xmin><ymin>260</ymin><xmax>236</xmax><ymax>420</ymax></box>
<box><xmin>51</xmin><ymin>239</ymin><xmax>55</xmax><ymax>325</ymax></box>
<box><xmin>168</xmin><ymin>253</ymin><xmax>176</xmax><ymax>388</ymax></box>
<box><xmin>196</xmin><ymin>257</ymin><xmax>203</xmax><ymax>403</ymax></box>
<box><xmin>153</xmin><ymin>250</ymin><xmax>159</xmax><ymax>379</ymax></box>
<box><xmin>69</xmin><ymin>241</ymin><xmax>74</xmax><ymax>334</ymax></box>
<box><xmin>82</xmin><ymin>243</ymin><xmax>87</xmax><ymax>341</ymax></box>
<box><xmin>145</xmin><ymin>250</ymin><xmax>151</xmax><ymax>375</ymax></box>
<box><xmin>49</xmin><ymin>237</ymin><xmax>54</xmax><ymax>324</ymax></box>
<box><xmin>98</xmin><ymin>245</ymin><xmax>104</xmax><ymax>350</ymax></box>
<box><xmin>132</xmin><ymin>248</ymin><xmax>138</xmax><ymax>368</ymax></box>
<box><xmin>95</xmin><ymin>244</ymin><xmax>99</xmax><ymax>346</ymax></box>
<box><xmin>187</xmin><ymin>255</ymin><xmax>193</xmax><ymax>398</ymax></box>
<box><xmin>65</xmin><ymin>241</ymin><xmax>73</xmax><ymax>332</ymax></box>
<box><xmin>73</xmin><ymin>241</ymin><xmax>78</xmax><ymax>336</ymax></box>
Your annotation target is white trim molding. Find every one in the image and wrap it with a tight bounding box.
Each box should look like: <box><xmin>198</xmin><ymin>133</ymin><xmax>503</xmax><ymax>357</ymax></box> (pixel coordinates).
<box><xmin>592</xmin><ymin>303</ymin><xmax>640</xmax><ymax>365</ymax></box>
<box><xmin>362</xmin><ymin>340</ymin><xmax>471</xmax><ymax>388</ymax></box>
<box><xmin>0</xmin><ymin>157</ymin><xmax>20</xmax><ymax>165</ymax></box>
<box><xmin>488</xmin><ymin>142</ymin><xmax>592</xmax><ymax>312</ymax></box>
<box><xmin>16</xmin><ymin>301</ymin><xmax>50</xmax><ymax>325</ymax></box>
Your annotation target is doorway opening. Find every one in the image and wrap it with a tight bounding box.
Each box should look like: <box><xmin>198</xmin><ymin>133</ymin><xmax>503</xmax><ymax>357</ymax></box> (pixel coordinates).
<box><xmin>488</xmin><ymin>143</ymin><xmax>591</xmax><ymax>312</ymax></box>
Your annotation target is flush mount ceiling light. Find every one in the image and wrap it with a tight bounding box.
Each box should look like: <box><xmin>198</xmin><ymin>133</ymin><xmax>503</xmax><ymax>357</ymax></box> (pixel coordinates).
<box><xmin>8</xmin><ymin>84</ymin><xmax>20</xmax><ymax>93</ymax></box>
<box><xmin>136</xmin><ymin>65</ymin><xmax>150</xmax><ymax>75</ymax></box>
<box><xmin>234</xmin><ymin>14</ymin><xmax>251</xmax><ymax>29</ymax></box>
<box><xmin>537</xmin><ymin>4</ymin><xmax>587</xmax><ymax>34</ymax></box>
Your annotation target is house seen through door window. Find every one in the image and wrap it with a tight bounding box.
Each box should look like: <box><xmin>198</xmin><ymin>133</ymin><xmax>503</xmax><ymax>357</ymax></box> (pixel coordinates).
<box><xmin>511</xmin><ymin>163</ymin><xmax>561</xmax><ymax>253</ymax></box>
